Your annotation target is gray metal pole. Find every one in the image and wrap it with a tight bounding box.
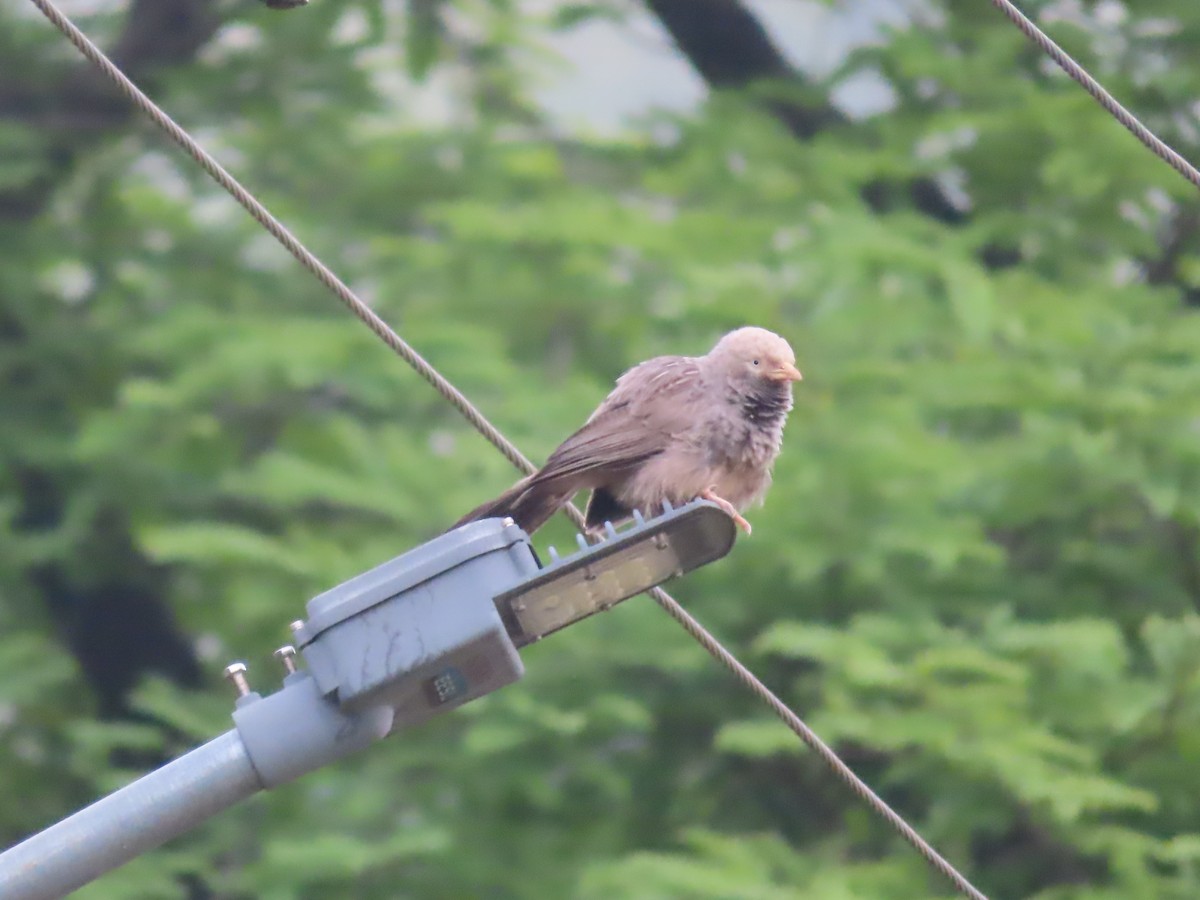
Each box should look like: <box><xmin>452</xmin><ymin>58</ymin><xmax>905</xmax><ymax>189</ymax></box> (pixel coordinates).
<box><xmin>0</xmin><ymin>730</ymin><xmax>263</xmax><ymax>900</ymax></box>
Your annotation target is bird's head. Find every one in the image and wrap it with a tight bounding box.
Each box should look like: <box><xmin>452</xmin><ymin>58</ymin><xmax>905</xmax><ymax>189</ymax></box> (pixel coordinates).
<box><xmin>708</xmin><ymin>326</ymin><xmax>803</xmax><ymax>388</ymax></box>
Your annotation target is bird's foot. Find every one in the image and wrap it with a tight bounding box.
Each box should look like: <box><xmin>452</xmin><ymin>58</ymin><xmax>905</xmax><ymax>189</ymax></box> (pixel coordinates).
<box><xmin>700</xmin><ymin>488</ymin><xmax>752</xmax><ymax>535</ymax></box>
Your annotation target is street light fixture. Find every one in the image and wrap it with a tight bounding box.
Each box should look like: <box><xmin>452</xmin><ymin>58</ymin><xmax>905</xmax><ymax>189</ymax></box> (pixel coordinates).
<box><xmin>0</xmin><ymin>500</ymin><xmax>737</xmax><ymax>900</ymax></box>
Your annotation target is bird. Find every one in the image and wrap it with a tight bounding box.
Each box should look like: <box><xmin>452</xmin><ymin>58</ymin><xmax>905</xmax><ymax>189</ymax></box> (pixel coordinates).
<box><xmin>453</xmin><ymin>326</ymin><xmax>802</xmax><ymax>536</ymax></box>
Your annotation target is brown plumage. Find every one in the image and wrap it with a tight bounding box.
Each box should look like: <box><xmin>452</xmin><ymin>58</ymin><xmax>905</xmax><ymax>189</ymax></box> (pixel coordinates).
<box><xmin>454</xmin><ymin>327</ymin><xmax>802</xmax><ymax>536</ymax></box>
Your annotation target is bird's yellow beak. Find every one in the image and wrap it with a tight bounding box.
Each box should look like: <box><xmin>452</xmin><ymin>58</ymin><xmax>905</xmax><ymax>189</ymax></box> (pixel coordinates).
<box><xmin>771</xmin><ymin>362</ymin><xmax>803</xmax><ymax>382</ymax></box>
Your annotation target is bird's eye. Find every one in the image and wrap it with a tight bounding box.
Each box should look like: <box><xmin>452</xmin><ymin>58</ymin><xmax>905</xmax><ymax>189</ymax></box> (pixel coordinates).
<box><xmin>752</xmin><ymin>359</ymin><xmax>760</xmax><ymax>366</ymax></box>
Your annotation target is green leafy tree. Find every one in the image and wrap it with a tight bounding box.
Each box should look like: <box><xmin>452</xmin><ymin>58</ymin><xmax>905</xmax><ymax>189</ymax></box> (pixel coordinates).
<box><xmin>2</xmin><ymin>2</ymin><xmax>1200</xmax><ymax>898</ymax></box>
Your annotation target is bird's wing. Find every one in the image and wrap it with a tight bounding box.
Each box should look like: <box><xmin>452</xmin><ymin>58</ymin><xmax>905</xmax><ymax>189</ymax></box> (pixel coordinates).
<box><xmin>533</xmin><ymin>354</ymin><xmax>704</xmax><ymax>485</ymax></box>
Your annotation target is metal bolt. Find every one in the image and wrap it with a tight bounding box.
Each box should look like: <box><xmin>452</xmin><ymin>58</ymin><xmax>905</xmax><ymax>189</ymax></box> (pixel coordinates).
<box><xmin>223</xmin><ymin>662</ymin><xmax>251</xmax><ymax>697</ymax></box>
<box><xmin>502</xmin><ymin>517</ymin><xmax>515</xmax><ymax>528</ymax></box>
<box><xmin>274</xmin><ymin>645</ymin><xmax>298</xmax><ymax>675</ymax></box>
<box><xmin>289</xmin><ymin>619</ymin><xmax>304</xmax><ymax>635</ymax></box>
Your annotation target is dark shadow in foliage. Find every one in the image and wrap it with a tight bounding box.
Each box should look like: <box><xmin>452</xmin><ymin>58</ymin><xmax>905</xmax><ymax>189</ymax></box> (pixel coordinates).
<box><xmin>15</xmin><ymin>469</ymin><xmax>203</xmax><ymax>720</ymax></box>
<box><xmin>1142</xmin><ymin>203</ymin><xmax>1200</xmax><ymax>307</ymax></box>
<box><xmin>971</xmin><ymin>809</ymin><xmax>1107</xmax><ymax>897</ymax></box>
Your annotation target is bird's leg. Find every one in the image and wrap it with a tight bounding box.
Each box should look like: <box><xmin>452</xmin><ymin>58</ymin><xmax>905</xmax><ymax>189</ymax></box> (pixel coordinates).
<box><xmin>700</xmin><ymin>487</ymin><xmax>752</xmax><ymax>535</ymax></box>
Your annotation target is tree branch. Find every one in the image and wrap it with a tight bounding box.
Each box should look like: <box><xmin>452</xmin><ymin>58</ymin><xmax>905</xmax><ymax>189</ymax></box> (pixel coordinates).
<box><xmin>0</xmin><ymin>0</ymin><xmax>222</xmax><ymax>217</ymax></box>
<box><xmin>641</xmin><ymin>0</ymin><xmax>978</xmax><ymax>233</ymax></box>
<box><xmin>643</xmin><ymin>0</ymin><xmax>841</xmax><ymax>140</ymax></box>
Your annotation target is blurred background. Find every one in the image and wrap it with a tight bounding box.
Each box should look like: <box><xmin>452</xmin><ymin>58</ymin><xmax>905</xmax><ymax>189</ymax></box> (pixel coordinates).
<box><xmin>3</xmin><ymin>0</ymin><xmax>1200</xmax><ymax>897</ymax></box>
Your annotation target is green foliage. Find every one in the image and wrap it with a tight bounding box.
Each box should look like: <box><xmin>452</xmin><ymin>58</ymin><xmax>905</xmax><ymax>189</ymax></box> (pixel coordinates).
<box><xmin>3</xmin><ymin>1</ymin><xmax>1200</xmax><ymax>898</ymax></box>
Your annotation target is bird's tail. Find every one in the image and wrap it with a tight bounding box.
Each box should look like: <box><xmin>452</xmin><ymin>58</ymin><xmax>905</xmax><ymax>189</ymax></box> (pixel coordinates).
<box><xmin>452</xmin><ymin>475</ymin><xmax>573</xmax><ymax>535</ymax></box>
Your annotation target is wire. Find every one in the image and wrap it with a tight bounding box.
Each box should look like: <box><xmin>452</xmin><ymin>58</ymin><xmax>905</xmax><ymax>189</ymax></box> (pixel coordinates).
<box><xmin>27</xmin><ymin>1</ymin><xmax>988</xmax><ymax>898</ymax></box>
<box><xmin>988</xmin><ymin>0</ymin><xmax>1200</xmax><ymax>191</ymax></box>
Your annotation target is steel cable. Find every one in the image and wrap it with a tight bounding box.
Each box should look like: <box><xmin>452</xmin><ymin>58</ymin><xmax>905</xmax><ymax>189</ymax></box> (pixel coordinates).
<box><xmin>989</xmin><ymin>0</ymin><xmax>1200</xmax><ymax>191</ymax></box>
